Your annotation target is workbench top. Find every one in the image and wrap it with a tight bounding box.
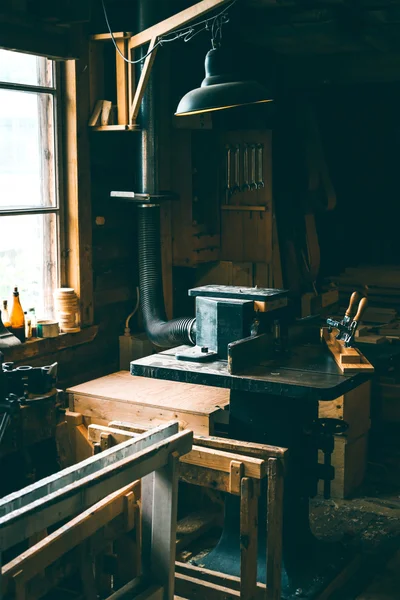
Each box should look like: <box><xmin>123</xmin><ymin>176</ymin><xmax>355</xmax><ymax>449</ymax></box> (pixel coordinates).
<box><xmin>131</xmin><ymin>344</ymin><xmax>370</xmax><ymax>401</ymax></box>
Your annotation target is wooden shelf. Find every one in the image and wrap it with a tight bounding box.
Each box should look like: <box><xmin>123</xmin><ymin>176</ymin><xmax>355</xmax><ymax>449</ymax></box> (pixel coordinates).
<box><xmin>1</xmin><ymin>325</ymin><xmax>99</xmax><ymax>363</ymax></box>
<box><xmin>90</xmin><ymin>124</ymin><xmax>141</xmax><ymax>132</ymax></box>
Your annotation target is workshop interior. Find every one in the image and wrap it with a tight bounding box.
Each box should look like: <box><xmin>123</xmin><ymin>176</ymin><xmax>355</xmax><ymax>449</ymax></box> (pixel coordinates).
<box><xmin>0</xmin><ymin>0</ymin><xmax>399</xmax><ymax>599</ymax></box>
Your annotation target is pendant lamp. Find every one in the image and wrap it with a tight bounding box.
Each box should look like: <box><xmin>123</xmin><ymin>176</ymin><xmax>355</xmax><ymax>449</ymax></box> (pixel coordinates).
<box><xmin>175</xmin><ymin>44</ymin><xmax>273</xmax><ymax>116</ymax></box>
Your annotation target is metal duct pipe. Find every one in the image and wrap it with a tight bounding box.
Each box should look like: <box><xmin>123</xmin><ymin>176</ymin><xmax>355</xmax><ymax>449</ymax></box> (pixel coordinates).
<box><xmin>135</xmin><ymin>0</ymin><xmax>196</xmax><ymax>348</ymax></box>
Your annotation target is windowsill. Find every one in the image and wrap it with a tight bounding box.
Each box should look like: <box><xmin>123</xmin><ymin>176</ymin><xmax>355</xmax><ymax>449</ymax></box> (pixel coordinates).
<box><xmin>1</xmin><ymin>325</ymin><xmax>99</xmax><ymax>363</ymax></box>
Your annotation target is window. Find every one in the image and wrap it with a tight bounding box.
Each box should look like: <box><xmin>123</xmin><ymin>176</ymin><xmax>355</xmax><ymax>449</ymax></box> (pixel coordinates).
<box><xmin>0</xmin><ymin>49</ymin><xmax>61</xmax><ymax>320</ymax></box>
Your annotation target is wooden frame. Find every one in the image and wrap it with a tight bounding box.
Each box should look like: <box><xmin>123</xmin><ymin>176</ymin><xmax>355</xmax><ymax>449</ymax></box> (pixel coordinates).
<box><xmin>84</xmin><ymin>420</ymin><xmax>287</xmax><ymax>600</ymax></box>
<box><xmin>0</xmin><ymin>421</ymin><xmax>192</xmax><ymax>600</ymax></box>
<box><xmin>89</xmin><ymin>0</ymin><xmax>232</xmax><ymax>131</ymax></box>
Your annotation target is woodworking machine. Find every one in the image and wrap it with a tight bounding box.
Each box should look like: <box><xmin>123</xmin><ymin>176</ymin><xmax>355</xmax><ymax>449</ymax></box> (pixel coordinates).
<box><xmin>131</xmin><ymin>283</ymin><xmax>368</xmax><ymax>599</ymax></box>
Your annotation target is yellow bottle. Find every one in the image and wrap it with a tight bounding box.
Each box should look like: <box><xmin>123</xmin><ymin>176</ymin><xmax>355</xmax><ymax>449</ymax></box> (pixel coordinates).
<box><xmin>10</xmin><ymin>287</ymin><xmax>26</xmax><ymax>342</ymax></box>
<box><xmin>2</xmin><ymin>300</ymin><xmax>10</xmax><ymax>328</ymax></box>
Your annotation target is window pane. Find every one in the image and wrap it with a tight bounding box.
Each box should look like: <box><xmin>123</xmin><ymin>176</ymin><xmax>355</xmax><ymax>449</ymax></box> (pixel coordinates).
<box><xmin>0</xmin><ymin>89</ymin><xmax>56</xmax><ymax>209</ymax></box>
<box><xmin>0</xmin><ymin>213</ymin><xmax>58</xmax><ymax>319</ymax></box>
<box><xmin>0</xmin><ymin>50</ymin><xmax>53</xmax><ymax>87</ymax></box>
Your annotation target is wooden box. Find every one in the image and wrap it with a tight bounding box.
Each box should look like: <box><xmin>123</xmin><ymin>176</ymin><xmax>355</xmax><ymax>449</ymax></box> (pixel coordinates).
<box><xmin>67</xmin><ymin>371</ymin><xmax>230</xmax><ymax>436</ymax></box>
<box><xmin>318</xmin><ymin>381</ymin><xmax>371</xmax><ymax>498</ymax></box>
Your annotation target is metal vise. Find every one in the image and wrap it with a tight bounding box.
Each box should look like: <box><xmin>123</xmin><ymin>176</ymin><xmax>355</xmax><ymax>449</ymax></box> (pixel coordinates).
<box><xmin>326</xmin><ymin>291</ymin><xmax>368</xmax><ymax>347</ymax></box>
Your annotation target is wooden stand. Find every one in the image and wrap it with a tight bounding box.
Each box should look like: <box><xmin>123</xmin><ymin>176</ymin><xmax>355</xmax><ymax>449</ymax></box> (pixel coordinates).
<box><xmin>321</xmin><ymin>328</ymin><xmax>374</xmax><ymax>373</ymax></box>
<box><xmin>0</xmin><ymin>422</ymin><xmax>192</xmax><ymax>600</ymax></box>
<box><xmin>71</xmin><ymin>419</ymin><xmax>287</xmax><ymax>600</ymax></box>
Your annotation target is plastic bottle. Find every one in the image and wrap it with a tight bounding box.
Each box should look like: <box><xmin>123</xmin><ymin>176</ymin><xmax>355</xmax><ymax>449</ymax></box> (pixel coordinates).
<box><xmin>10</xmin><ymin>287</ymin><xmax>26</xmax><ymax>342</ymax></box>
<box><xmin>2</xmin><ymin>300</ymin><xmax>10</xmax><ymax>328</ymax></box>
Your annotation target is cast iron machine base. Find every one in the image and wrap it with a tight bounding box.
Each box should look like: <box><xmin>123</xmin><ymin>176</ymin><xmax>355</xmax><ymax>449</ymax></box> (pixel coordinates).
<box><xmin>131</xmin><ymin>285</ymin><xmax>369</xmax><ymax>598</ymax></box>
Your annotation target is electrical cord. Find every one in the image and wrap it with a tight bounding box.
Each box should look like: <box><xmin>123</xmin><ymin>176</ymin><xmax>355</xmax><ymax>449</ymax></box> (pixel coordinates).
<box><xmin>101</xmin><ymin>0</ymin><xmax>238</xmax><ymax>66</ymax></box>
<box><xmin>124</xmin><ymin>286</ymin><xmax>140</xmax><ymax>336</ymax></box>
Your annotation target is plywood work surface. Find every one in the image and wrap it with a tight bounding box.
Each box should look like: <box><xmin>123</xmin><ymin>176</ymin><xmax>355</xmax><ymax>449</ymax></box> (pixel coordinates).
<box><xmin>67</xmin><ymin>371</ymin><xmax>230</xmax><ymax>416</ymax></box>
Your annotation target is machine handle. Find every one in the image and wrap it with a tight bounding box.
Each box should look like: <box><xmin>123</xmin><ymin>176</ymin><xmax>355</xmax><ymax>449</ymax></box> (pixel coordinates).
<box><xmin>345</xmin><ymin>291</ymin><xmax>360</xmax><ymax>318</ymax></box>
<box><xmin>353</xmin><ymin>296</ymin><xmax>368</xmax><ymax>323</ymax></box>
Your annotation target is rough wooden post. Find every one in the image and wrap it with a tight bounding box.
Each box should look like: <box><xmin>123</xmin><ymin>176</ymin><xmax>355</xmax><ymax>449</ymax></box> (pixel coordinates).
<box><xmin>266</xmin><ymin>458</ymin><xmax>284</xmax><ymax>600</ymax></box>
<box><xmin>240</xmin><ymin>477</ymin><xmax>259</xmax><ymax>600</ymax></box>
<box><xmin>151</xmin><ymin>451</ymin><xmax>180</xmax><ymax>600</ymax></box>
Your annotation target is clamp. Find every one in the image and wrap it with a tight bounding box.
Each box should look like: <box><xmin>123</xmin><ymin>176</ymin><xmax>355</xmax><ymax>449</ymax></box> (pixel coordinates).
<box><xmin>326</xmin><ymin>291</ymin><xmax>368</xmax><ymax>347</ymax></box>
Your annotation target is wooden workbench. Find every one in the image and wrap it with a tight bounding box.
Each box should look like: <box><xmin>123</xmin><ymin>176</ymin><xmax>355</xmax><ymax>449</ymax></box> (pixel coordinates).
<box><xmin>67</xmin><ymin>371</ymin><xmax>230</xmax><ymax>436</ymax></box>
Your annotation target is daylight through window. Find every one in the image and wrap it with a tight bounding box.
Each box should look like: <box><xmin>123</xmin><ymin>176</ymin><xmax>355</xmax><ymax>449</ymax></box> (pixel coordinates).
<box><xmin>0</xmin><ymin>49</ymin><xmax>60</xmax><ymax>320</ymax></box>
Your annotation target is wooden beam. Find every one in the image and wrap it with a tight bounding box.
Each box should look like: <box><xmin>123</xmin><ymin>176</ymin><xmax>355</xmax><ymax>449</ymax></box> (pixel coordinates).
<box><xmin>129</xmin><ymin>37</ymin><xmax>158</xmax><ymax>124</ymax></box>
<box><xmin>0</xmin><ymin>429</ymin><xmax>192</xmax><ymax>552</ymax></box>
<box><xmin>0</xmin><ymin>422</ymin><xmax>179</xmax><ymax>518</ymax></box>
<box><xmin>240</xmin><ymin>478</ymin><xmax>258</xmax><ymax>600</ymax></box>
<box><xmin>128</xmin><ymin>0</ymin><xmax>231</xmax><ymax>50</ymax></box>
<box><xmin>1</xmin><ymin>482</ymin><xmax>138</xmax><ymax>593</ymax></box>
<box><xmin>266</xmin><ymin>458</ymin><xmax>284</xmax><ymax>600</ymax></box>
<box><xmin>64</xmin><ymin>50</ymin><xmax>94</xmax><ymax>326</ymax></box>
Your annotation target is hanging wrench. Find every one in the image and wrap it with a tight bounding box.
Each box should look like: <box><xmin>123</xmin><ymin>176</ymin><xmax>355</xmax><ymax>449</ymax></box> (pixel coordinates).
<box><xmin>256</xmin><ymin>143</ymin><xmax>265</xmax><ymax>189</ymax></box>
<box><xmin>249</xmin><ymin>144</ymin><xmax>257</xmax><ymax>191</ymax></box>
<box><xmin>231</xmin><ymin>144</ymin><xmax>240</xmax><ymax>195</ymax></box>
<box><xmin>225</xmin><ymin>144</ymin><xmax>232</xmax><ymax>203</ymax></box>
<box><xmin>241</xmin><ymin>144</ymin><xmax>250</xmax><ymax>192</ymax></box>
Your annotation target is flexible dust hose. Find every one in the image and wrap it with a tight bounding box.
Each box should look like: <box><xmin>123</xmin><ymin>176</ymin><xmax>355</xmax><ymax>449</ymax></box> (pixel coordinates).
<box><xmin>137</xmin><ymin>205</ymin><xmax>196</xmax><ymax>348</ymax></box>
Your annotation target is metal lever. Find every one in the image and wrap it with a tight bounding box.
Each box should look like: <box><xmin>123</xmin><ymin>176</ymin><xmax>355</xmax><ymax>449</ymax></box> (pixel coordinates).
<box><xmin>326</xmin><ymin>291</ymin><xmax>368</xmax><ymax>347</ymax></box>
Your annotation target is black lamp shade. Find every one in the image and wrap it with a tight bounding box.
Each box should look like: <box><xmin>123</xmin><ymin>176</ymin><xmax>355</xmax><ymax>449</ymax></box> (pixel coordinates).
<box><xmin>175</xmin><ymin>46</ymin><xmax>273</xmax><ymax>116</ymax></box>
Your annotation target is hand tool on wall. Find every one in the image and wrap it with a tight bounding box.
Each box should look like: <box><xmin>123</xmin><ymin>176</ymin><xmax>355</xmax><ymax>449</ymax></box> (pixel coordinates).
<box><xmin>326</xmin><ymin>292</ymin><xmax>368</xmax><ymax>347</ymax></box>
<box><xmin>249</xmin><ymin>144</ymin><xmax>257</xmax><ymax>191</ymax></box>
<box><xmin>231</xmin><ymin>144</ymin><xmax>240</xmax><ymax>195</ymax></box>
<box><xmin>241</xmin><ymin>143</ymin><xmax>250</xmax><ymax>192</ymax></box>
<box><xmin>256</xmin><ymin>143</ymin><xmax>264</xmax><ymax>189</ymax></box>
<box><xmin>224</xmin><ymin>144</ymin><xmax>232</xmax><ymax>203</ymax></box>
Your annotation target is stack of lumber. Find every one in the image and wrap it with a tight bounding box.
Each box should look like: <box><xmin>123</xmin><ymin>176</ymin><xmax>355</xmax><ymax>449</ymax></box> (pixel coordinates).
<box><xmin>324</xmin><ymin>265</ymin><xmax>400</xmax><ymax>311</ymax></box>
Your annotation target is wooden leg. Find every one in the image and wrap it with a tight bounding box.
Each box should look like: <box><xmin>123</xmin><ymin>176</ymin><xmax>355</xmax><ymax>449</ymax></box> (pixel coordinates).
<box><xmin>150</xmin><ymin>451</ymin><xmax>180</xmax><ymax>600</ymax></box>
<box><xmin>240</xmin><ymin>477</ymin><xmax>259</xmax><ymax>600</ymax></box>
<box><xmin>266</xmin><ymin>458</ymin><xmax>284</xmax><ymax>600</ymax></box>
<box><xmin>80</xmin><ymin>542</ymin><xmax>98</xmax><ymax>600</ymax></box>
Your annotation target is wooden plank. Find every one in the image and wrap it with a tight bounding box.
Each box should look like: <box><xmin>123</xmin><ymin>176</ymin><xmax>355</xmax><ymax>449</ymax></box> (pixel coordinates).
<box><xmin>129</xmin><ymin>0</ymin><xmax>231</xmax><ymax>49</ymax></box>
<box><xmin>175</xmin><ymin>572</ymin><xmax>240</xmax><ymax>600</ymax></box>
<box><xmin>75</xmin><ymin>394</ymin><xmax>211</xmax><ymax>436</ymax></box>
<box><xmin>318</xmin><ymin>381</ymin><xmax>371</xmax><ymax>441</ymax></box>
<box><xmin>322</xmin><ymin>329</ymin><xmax>374</xmax><ymax>373</ymax></box>
<box><xmin>1</xmin><ymin>481</ymin><xmax>138</xmax><ymax>589</ymax></box>
<box><xmin>91</xmin><ymin>32</ymin><xmax>132</xmax><ymax>41</ymax></box>
<box><xmin>176</xmin><ymin>562</ymin><xmax>267</xmax><ymax>599</ymax></box>
<box><xmin>68</xmin><ymin>372</ymin><xmax>229</xmax><ymax>416</ymax></box>
<box><xmin>108</xmin><ymin>424</ymin><xmax>288</xmax><ymax>461</ymax></box>
<box><xmin>0</xmin><ymin>422</ymin><xmax>179</xmax><ymax>517</ymax></box>
<box><xmin>0</xmin><ymin>430</ymin><xmax>192</xmax><ymax>552</ymax></box>
<box><xmin>181</xmin><ymin>446</ymin><xmax>266</xmax><ymax>479</ymax></box>
<box><xmin>194</xmin><ymin>436</ymin><xmax>287</xmax><ymax>461</ymax></box>
<box><xmin>229</xmin><ymin>461</ymin><xmax>244</xmax><ymax>495</ymax></box>
<box><xmin>179</xmin><ymin>463</ymin><xmax>231</xmax><ymax>493</ymax></box>
<box><xmin>64</xmin><ymin>53</ymin><xmax>94</xmax><ymax>326</ymax></box>
<box><xmin>116</xmin><ymin>38</ymin><xmax>129</xmax><ymax>125</ymax></box>
<box><xmin>266</xmin><ymin>458</ymin><xmax>284</xmax><ymax>600</ymax></box>
<box><xmin>129</xmin><ymin>37</ymin><xmax>158</xmax><ymax>123</ymax></box>
<box><xmin>240</xmin><ymin>478</ymin><xmax>258</xmax><ymax>600</ymax></box>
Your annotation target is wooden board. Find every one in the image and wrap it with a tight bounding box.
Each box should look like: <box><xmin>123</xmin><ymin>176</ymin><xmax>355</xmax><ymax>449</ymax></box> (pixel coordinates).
<box><xmin>319</xmin><ymin>381</ymin><xmax>371</xmax><ymax>441</ymax></box>
<box><xmin>322</xmin><ymin>328</ymin><xmax>374</xmax><ymax>373</ymax></box>
<box><xmin>68</xmin><ymin>371</ymin><xmax>230</xmax><ymax>436</ymax></box>
<box><xmin>318</xmin><ymin>431</ymin><xmax>369</xmax><ymax>499</ymax></box>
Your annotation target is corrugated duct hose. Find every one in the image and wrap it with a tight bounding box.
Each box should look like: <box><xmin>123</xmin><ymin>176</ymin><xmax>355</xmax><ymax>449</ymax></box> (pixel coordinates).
<box><xmin>137</xmin><ymin>205</ymin><xmax>196</xmax><ymax>348</ymax></box>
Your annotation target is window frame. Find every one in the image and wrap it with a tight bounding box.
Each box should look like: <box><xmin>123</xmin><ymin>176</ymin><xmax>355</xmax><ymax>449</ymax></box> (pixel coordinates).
<box><xmin>0</xmin><ymin>53</ymin><xmax>66</xmax><ymax>315</ymax></box>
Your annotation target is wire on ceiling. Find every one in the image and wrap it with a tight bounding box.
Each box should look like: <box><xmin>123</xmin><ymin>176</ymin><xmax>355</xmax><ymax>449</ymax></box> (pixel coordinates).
<box><xmin>100</xmin><ymin>0</ymin><xmax>237</xmax><ymax>65</ymax></box>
